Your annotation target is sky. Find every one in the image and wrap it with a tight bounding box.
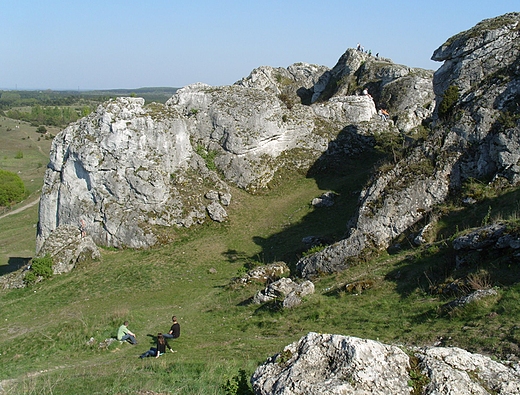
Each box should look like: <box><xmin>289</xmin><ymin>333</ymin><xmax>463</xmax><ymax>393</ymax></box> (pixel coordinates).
<box><xmin>1</xmin><ymin>1</ymin><xmax>518</xmax><ymax>90</ymax></box>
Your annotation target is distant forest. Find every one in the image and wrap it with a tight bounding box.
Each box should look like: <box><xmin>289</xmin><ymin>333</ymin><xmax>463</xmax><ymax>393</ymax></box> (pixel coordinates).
<box><xmin>0</xmin><ymin>87</ymin><xmax>178</xmax><ymax>127</ymax></box>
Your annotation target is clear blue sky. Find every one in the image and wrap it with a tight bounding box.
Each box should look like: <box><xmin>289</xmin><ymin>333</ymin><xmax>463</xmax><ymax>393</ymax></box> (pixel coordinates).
<box><xmin>1</xmin><ymin>1</ymin><xmax>517</xmax><ymax>90</ymax></box>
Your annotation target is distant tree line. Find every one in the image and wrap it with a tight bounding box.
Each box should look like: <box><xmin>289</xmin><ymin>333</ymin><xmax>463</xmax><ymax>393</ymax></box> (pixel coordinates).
<box><xmin>6</xmin><ymin>105</ymin><xmax>91</xmax><ymax>127</ymax></box>
<box><xmin>0</xmin><ymin>90</ymin><xmax>107</xmax><ymax>110</ymax></box>
<box><xmin>0</xmin><ymin>88</ymin><xmax>178</xmax><ymax>127</ymax></box>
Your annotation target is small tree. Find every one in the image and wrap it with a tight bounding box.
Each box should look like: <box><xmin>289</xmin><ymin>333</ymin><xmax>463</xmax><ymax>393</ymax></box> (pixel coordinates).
<box><xmin>438</xmin><ymin>85</ymin><xmax>459</xmax><ymax>118</ymax></box>
<box><xmin>36</xmin><ymin>125</ymin><xmax>47</xmax><ymax>134</ymax></box>
<box><xmin>0</xmin><ymin>169</ymin><xmax>25</xmax><ymax>206</ymax></box>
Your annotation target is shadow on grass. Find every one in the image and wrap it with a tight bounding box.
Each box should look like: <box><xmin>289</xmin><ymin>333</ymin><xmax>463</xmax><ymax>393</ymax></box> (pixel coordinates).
<box><xmin>384</xmin><ymin>187</ymin><xmax>520</xmax><ymax>300</ymax></box>
<box><xmin>247</xmin><ymin>125</ymin><xmax>381</xmax><ymax>273</ymax></box>
<box><xmin>0</xmin><ymin>256</ymin><xmax>32</xmax><ymax>276</ymax></box>
<box><xmin>253</xmin><ymin>300</ymin><xmax>283</xmax><ymax>315</ymax></box>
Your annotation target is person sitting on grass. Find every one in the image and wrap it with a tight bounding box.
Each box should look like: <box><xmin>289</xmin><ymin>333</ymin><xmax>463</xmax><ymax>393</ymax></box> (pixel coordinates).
<box><xmin>117</xmin><ymin>320</ymin><xmax>137</xmax><ymax>345</ymax></box>
<box><xmin>139</xmin><ymin>333</ymin><xmax>174</xmax><ymax>358</ymax></box>
<box><xmin>163</xmin><ymin>315</ymin><xmax>180</xmax><ymax>340</ymax></box>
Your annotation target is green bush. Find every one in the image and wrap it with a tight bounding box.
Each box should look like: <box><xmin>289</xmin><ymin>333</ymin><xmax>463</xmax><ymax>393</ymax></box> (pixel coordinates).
<box><xmin>438</xmin><ymin>85</ymin><xmax>459</xmax><ymax>118</ymax></box>
<box><xmin>36</xmin><ymin>125</ymin><xmax>47</xmax><ymax>134</ymax></box>
<box><xmin>223</xmin><ymin>369</ymin><xmax>253</xmax><ymax>395</ymax></box>
<box><xmin>302</xmin><ymin>244</ymin><xmax>326</xmax><ymax>257</ymax></box>
<box><xmin>0</xmin><ymin>169</ymin><xmax>25</xmax><ymax>206</ymax></box>
<box><xmin>374</xmin><ymin>131</ymin><xmax>406</xmax><ymax>163</ymax></box>
<box><xmin>24</xmin><ymin>254</ymin><xmax>54</xmax><ymax>285</ymax></box>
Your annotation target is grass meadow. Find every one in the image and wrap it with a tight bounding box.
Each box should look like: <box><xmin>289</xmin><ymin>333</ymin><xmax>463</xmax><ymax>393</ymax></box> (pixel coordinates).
<box><xmin>1</xmin><ymin>118</ymin><xmax>520</xmax><ymax>394</ymax></box>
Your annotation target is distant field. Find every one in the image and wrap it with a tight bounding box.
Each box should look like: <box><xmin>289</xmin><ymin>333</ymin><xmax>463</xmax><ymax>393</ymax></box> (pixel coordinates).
<box><xmin>0</xmin><ymin>116</ymin><xmax>54</xmax><ymax>266</ymax></box>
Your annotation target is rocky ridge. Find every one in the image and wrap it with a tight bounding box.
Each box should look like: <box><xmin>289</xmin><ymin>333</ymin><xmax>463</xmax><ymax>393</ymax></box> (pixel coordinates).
<box><xmin>297</xmin><ymin>12</ymin><xmax>520</xmax><ymax>278</ymax></box>
<box><xmin>36</xmin><ymin>45</ymin><xmax>433</xmax><ymax>254</ymax></box>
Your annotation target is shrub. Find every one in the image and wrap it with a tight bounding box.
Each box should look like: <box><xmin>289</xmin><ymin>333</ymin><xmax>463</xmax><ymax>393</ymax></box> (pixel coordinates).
<box><xmin>374</xmin><ymin>131</ymin><xmax>405</xmax><ymax>163</ymax></box>
<box><xmin>302</xmin><ymin>244</ymin><xmax>326</xmax><ymax>257</ymax></box>
<box><xmin>496</xmin><ymin>110</ymin><xmax>520</xmax><ymax>130</ymax></box>
<box><xmin>223</xmin><ymin>369</ymin><xmax>253</xmax><ymax>395</ymax></box>
<box><xmin>0</xmin><ymin>169</ymin><xmax>25</xmax><ymax>206</ymax></box>
<box><xmin>36</xmin><ymin>125</ymin><xmax>47</xmax><ymax>134</ymax></box>
<box><xmin>467</xmin><ymin>270</ymin><xmax>493</xmax><ymax>291</ymax></box>
<box><xmin>24</xmin><ymin>254</ymin><xmax>54</xmax><ymax>285</ymax></box>
<box><xmin>438</xmin><ymin>85</ymin><xmax>459</xmax><ymax>118</ymax></box>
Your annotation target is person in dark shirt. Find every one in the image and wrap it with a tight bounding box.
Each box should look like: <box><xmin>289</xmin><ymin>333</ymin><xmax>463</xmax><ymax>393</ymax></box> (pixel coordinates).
<box><xmin>163</xmin><ymin>315</ymin><xmax>180</xmax><ymax>340</ymax></box>
<box><xmin>139</xmin><ymin>333</ymin><xmax>173</xmax><ymax>358</ymax></box>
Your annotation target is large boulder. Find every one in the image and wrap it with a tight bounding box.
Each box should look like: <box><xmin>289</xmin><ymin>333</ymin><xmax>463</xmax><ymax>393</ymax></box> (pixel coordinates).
<box><xmin>252</xmin><ymin>333</ymin><xmax>412</xmax><ymax>395</ymax></box>
<box><xmin>252</xmin><ymin>277</ymin><xmax>314</xmax><ymax>308</ymax></box>
<box><xmin>251</xmin><ymin>332</ymin><xmax>520</xmax><ymax>395</ymax></box>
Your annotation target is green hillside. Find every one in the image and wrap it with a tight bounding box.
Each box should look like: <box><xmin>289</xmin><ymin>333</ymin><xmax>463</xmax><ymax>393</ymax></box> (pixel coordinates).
<box><xmin>1</xmin><ymin>117</ymin><xmax>519</xmax><ymax>394</ymax></box>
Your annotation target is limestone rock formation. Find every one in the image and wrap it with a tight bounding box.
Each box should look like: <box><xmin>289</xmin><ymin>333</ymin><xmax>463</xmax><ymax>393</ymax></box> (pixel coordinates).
<box><xmin>37</xmin><ymin>44</ymin><xmax>433</xmax><ymax>253</ymax></box>
<box><xmin>36</xmin><ymin>96</ymin><xmax>229</xmax><ymax>251</ymax></box>
<box><xmin>252</xmin><ymin>277</ymin><xmax>314</xmax><ymax>308</ymax></box>
<box><xmin>251</xmin><ymin>332</ymin><xmax>520</xmax><ymax>395</ymax></box>
<box><xmin>231</xmin><ymin>262</ymin><xmax>290</xmax><ymax>286</ymax></box>
<box><xmin>37</xmin><ymin>224</ymin><xmax>100</xmax><ymax>274</ymax></box>
<box><xmin>311</xmin><ymin>48</ymin><xmax>435</xmax><ymax>132</ymax></box>
<box><xmin>297</xmin><ymin>12</ymin><xmax>520</xmax><ymax>278</ymax></box>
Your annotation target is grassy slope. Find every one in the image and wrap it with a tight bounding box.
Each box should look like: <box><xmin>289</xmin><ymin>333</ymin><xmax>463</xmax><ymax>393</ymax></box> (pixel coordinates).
<box><xmin>1</xmin><ymin>122</ymin><xmax>520</xmax><ymax>394</ymax></box>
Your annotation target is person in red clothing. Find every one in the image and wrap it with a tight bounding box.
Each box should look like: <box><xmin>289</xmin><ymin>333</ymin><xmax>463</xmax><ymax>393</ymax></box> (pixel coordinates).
<box><xmin>163</xmin><ymin>315</ymin><xmax>180</xmax><ymax>340</ymax></box>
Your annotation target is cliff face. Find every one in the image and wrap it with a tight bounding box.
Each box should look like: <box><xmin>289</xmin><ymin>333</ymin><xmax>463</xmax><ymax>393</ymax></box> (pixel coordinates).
<box><xmin>37</xmin><ymin>46</ymin><xmax>433</xmax><ymax>252</ymax></box>
<box><xmin>297</xmin><ymin>12</ymin><xmax>520</xmax><ymax>278</ymax></box>
<box><xmin>431</xmin><ymin>13</ymin><xmax>520</xmax><ymax>184</ymax></box>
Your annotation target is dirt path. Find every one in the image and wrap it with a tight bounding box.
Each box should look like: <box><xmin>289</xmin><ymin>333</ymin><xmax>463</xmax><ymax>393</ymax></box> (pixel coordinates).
<box><xmin>0</xmin><ymin>197</ymin><xmax>40</xmax><ymax>220</ymax></box>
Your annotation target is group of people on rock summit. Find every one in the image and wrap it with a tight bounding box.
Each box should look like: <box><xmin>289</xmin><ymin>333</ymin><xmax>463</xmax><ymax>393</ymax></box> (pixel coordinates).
<box><xmin>117</xmin><ymin>316</ymin><xmax>181</xmax><ymax>359</ymax></box>
<box><xmin>356</xmin><ymin>42</ymin><xmax>379</xmax><ymax>59</ymax></box>
<box><xmin>356</xmin><ymin>43</ymin><xmax>391</xmax><ymax>122</ymax></box>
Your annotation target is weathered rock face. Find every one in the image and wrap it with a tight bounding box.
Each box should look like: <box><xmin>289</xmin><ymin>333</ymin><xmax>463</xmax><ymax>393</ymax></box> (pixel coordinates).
<box><xmin>311</xmin><ymin>48</ymin><xmax>435</xmax><ymax>132</ymax></box>
<box><xmin>297</xmin><ymin>13</ymin><xmax>520</xmax><ymax>278</ymax></box>
<box><xmin>38</xmin><ymin>224</ymin><xmax>100</xmax><ymax>274</ymax></box>
<box><xmin>37</xmin><ymin>46</ymin><xmax>433</xmax><ymax>252</ymax></box>
<box><xmin>235</xmin><ymin>62</ymin><xmax>330</xmax><ymax>102</ymax></box>
<box><xmin>432</xmin><ymin>12</ymin><xmax>520</xmax><ymax>184</ymax></box>
<box><xmin>251</xmin><ymin>332</ymin><xmax>520</xmax><ymax>395</ymax></box>
<box><xmin>37</xmin><ymin>97</ymin><xmax>229</xmax><ymax>251</ymax></box>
